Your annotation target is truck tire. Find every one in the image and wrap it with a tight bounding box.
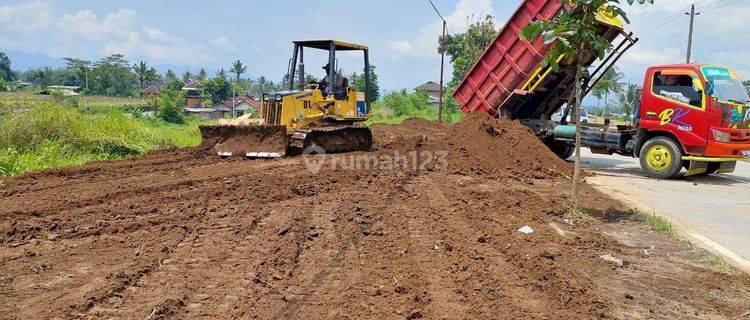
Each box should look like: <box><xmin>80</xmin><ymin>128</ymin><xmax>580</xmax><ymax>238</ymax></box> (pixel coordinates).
<box><xmin>639</xmin><ymin>137</ymin><xmax>684</xmax><ymax>179</ymax></box>
<box><xmin>549</xmin><ymin>143</ymin><xmax>574</xmax><ymax>160</ymax></box>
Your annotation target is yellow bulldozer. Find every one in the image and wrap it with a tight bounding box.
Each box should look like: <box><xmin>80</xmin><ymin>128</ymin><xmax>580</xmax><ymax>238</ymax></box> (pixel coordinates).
<box><xmin>199</xmin><ymin>40</ymin><xmax>373</xmax><ymax>158</ymax></box>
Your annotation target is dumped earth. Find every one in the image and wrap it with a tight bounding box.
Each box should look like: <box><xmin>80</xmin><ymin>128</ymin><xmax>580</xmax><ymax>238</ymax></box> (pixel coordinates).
<box><xmin>2</xmin><ymin>114</ymin><xmax>750</xmax><ymax>319</ymax></box>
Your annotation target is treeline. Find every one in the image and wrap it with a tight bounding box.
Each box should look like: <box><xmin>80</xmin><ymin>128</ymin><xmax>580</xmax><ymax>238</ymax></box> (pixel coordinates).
<box><xmin>0</xmin><ymin>51</ymin><xmax>382</xmax><ymax>102</ymax></box>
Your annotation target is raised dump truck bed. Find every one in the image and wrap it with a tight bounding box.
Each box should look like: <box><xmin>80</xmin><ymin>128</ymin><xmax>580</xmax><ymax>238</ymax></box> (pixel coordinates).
<box><xmin>453</xmin><ymin>0</ymin><xmax>634</xmax><ymax>121</ymax></box>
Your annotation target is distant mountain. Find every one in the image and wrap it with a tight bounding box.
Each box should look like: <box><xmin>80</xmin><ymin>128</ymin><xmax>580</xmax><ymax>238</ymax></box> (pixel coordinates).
<box><xmin>1</xmin><ymin>49</ymin><xmax>67</xmax><ymax>71</ymax></box>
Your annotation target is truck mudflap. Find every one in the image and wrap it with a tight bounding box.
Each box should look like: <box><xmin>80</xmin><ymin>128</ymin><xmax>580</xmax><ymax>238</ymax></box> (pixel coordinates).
<box><xmin>682</xmin><ymin>156</ymin><xmax>738</xmax><ymax>176</ymax></box>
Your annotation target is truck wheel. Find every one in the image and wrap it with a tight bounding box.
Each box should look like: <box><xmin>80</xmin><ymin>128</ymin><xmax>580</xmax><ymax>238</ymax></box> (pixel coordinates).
<box><xmin>550</xmin><ymin>143</ymin><xmax>574</xmax><ymax>160</ymax></box>
<box><xmin>639</xmin><ymin>137</ymin><xmax>684</xmax><ymax>179</ymax></box>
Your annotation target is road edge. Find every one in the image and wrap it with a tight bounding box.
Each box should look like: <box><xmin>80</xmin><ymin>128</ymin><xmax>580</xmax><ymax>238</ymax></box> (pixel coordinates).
<box><xmin>587</xmin><ymin>179</ymin><xmax>750</xmax><ymax>275</ymax></box>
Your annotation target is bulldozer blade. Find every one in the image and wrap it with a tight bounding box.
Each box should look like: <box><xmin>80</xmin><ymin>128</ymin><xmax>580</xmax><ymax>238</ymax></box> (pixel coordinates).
<box><xmin>199</xmin><ymin>125</ymin><xmax>288</xmax><ymax>158</ymax></box>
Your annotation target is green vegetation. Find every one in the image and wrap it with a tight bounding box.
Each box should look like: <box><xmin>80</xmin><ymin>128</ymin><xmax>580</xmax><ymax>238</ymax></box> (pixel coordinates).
<box><xmin>561</xmin><ymin>201</ymin><xmax>594</xmax><ymax>220</ymax></box>
<box><xmin>0</xmin><ymin>90</ymin><xmax>149</xmax><ymax>109</ymax></box>
<box><xmin>696</xmin><ymin>254</ymin><xmax>737</xmax><ymax>274</ymax></box>
<box><xmin>349</xmin><ymin>65</ymin><xmax>381</xmax><ymax>101</ymax></box>
<box><xmin>632</xmin><ymin>211</ymin><xmax>677</xmax><ymax>239</ymax></box>
<box><xmin>365</xmin><ymin>90</ymin><xmax>462</xmax><ymax>125</ymax></box>
<box><xmin>0</xmin><ymin>101</ymin><xmax>206</xmax><ymax>178</ymax></box>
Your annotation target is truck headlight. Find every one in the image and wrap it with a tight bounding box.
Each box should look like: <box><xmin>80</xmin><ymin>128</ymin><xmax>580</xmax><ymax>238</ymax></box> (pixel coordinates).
<box><xmin>712</xmin><ymin>129</ymin><xmax>731</xmax><ymax>143</ymax></box>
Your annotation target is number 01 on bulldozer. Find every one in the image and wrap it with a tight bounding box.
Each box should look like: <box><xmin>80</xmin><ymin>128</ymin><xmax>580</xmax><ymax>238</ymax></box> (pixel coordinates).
<box><xmin>200</xmin><ymin>40</ymin><xmax>374</xmax><ymax>158</ymax></box>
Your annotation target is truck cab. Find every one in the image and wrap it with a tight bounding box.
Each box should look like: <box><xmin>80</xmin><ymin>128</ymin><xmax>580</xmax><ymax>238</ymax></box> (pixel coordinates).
<box><xmin>635</xmin><ymin>64</ymin><xmax>750</xmax><ymax>178</ymax></box>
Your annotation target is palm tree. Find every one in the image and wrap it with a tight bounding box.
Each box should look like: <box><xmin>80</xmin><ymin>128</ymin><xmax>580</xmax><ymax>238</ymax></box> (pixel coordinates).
<box><xmin>132</xmin><ymin>61</ymin><xmax>151</xmax><ymax>89</ymax></box>
<box><xmin>591</xmin><ymin>67</ymin><xmax>624</xmax><ymax>117</ymax></box>
<box><xmin>614</xmin><ymin>83</ymin><xmax>640</xmax><ymax>121</ymax></box>
<box><xmin>63</xmin><ymin>58</ymin><xmax>91</xmax><ymax>90</ymax></box>
<box><xmin>197</xmin><ymin>68</ymin><xmax>208</xmax><ymax>81</ymax></box>
<box><xmin>217</xmin><ymin>68</ymin><xmax>228</xmax><ymax>79</ymax></box>
<box><xmin>229</xmin><ymin>60</ymin><xmax>247</xmax><ymax>83</ymax></box>
<box><xmin>182</xmin><ymin>71</ymin><xmax>193</xmax><ymax>83</ymax></box>
<box><xmin>164</xmin><ymin>69</ymin><xmax>177</xmax><ymax>82</ymax></box>
<box><xmin>257</xmin><ymin>76</ymin><xmax>268</xmax><ymax>94</ymax></box>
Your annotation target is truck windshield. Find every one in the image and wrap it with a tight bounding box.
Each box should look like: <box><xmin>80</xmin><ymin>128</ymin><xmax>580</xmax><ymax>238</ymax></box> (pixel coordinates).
<box><xmin>702</xmin><ymin>66</ymin><xmax>750</xmax><ymax>104</ymax></box>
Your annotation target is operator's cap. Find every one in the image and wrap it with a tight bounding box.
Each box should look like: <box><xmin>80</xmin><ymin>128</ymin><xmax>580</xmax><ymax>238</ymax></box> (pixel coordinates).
<box><xmin>322</xmin><ymin>63</ymin><xmax>330</xmax><ymax>70</ymax></box>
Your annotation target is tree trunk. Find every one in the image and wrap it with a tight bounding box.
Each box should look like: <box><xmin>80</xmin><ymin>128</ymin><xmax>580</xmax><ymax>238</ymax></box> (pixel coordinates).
<box><xmin>571</xmin><ymin>60</ymin><xmax>584</xmax><ymax>212</ymax></box>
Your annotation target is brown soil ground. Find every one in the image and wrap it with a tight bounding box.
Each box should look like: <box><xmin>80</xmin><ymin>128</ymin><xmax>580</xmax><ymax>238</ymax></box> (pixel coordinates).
<box><xmin>2</xmin><ymin>114</ymin><xmax>749</xmax><ymax>319</ymax></box>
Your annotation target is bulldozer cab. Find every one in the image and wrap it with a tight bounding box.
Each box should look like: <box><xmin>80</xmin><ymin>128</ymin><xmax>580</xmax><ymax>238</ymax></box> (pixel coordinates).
<box><xmin>288</xmin><ymin>40</ymin><xmax>372</xmax><ymax>114</ymax></box>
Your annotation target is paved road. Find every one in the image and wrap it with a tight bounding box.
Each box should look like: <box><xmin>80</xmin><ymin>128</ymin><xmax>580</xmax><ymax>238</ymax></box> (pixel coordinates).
<box><xmin>579</xmin><ymin>149</ymin><xmax>750</xmax><ymax>274</ymax></box>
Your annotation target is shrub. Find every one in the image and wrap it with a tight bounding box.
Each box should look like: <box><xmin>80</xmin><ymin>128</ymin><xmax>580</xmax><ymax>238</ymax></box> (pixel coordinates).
<box><xmin>0</xmin><ymin>102</ymin><xmax>203</xmax><ymax>177</ymax></box>
<box><xmin>156</xmin><ymin>89</ymin><xmax>185</xmax><ymax>124</ymax></box>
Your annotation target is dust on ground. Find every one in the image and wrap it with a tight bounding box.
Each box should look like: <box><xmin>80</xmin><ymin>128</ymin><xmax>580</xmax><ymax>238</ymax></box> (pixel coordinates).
<box><xmin>2</xmin><ymin>114</ymin><xmax>749</xmax><ymax>319</ymax></box>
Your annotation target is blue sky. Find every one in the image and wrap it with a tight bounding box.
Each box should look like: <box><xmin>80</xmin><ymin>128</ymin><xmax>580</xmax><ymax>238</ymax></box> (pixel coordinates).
<box><xmin>1</xmin><ymin>0</ymin><xmax>749</xmax><ymax>91</ymax></box>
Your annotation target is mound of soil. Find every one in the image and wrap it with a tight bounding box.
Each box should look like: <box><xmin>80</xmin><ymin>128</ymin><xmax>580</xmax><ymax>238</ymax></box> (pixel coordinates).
<box><xmin>372</xmin><ymin>114</ymin><xmax>570</xmax><ymax>179</ymax></box>
<box><xmin>1</xmin><ymin>115</ymin><xmax>749</xmax><ymax>319</ymax></box>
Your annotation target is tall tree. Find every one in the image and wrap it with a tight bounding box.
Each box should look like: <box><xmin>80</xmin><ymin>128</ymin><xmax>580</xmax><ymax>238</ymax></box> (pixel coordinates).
<box><xmin>89</xmin><ymin>54</ymin><xmax>135</xmax><ymax>96</ymax></box>
<box><xmin>349</xmin><ymin>65</ymin><xmax>380</xmax><ymax>101</ymax></box>
<box><xmin>229</xmin><ymin>60</ymin><xmax>247</xmax><ymax>83</ymax></box>
<box><xmin>591</xmin><ymin>67</ymin><xmax>624</xmax><ymax>116</ymax></box>
<box><xmin>197</xmin><ymin>68</ymin><xmax>208</xmax><ymax>81</ymax></box>
<box><xmin>31</xmin><ymin>67</ymin><xmax>53</xmax><ymax>87</ymax></box>
<box><xmin>132</xmin><ymin>61</ymin><xmax>152</xmax><ymax>89</ymax></box>
<box><xmin>63</xmin><ymin>58</ymin><xmax>91</xmax><ymax>90</ymax></box>
<box><xmin>165</xmin><ymin>69</ymin><xmax>177</xmax><ymax>82</ymax></box>
<box><xmin>615</xmin><ymin>83</ymin><xmax>640</xmax><ymax>120</ymax></box>
<box><xmin>521</xmin><ymin>0</ymin><xmax>652</xmax><ymax>211</ymax></box>
<box><xmin>257</xmin><ymin>76</ymin><xmax>269</xmax><ymax>94</ymax></box>
<box><xmin>199</xmin><ymin>76</ymin><xmax>231</xmax><ymax>106</ymax></box>
<box><xmin>217</xmin><ymin>68</ymin><xmax>228</xmax><ymax>80</ymax></box>
<box><xmin>182</xmin><ymin>71</ymin><xmax>193</xmax><ymax>84</ymax></box>
<box><xmin>0</xmin><ymin>52</ymin><xmax>14</xmax><ymax>81</ymax></box>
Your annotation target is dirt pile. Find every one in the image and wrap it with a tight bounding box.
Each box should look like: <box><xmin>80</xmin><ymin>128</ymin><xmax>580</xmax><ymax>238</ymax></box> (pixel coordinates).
<box><xmin>372</xmin><ymin>114</ymin><xmax>570</xmax><ymax>179</ymax></box>
<box><xmin>1</xmin><ymin>116</ymin><xmax>750</xmax><ymax>319</ymax></box>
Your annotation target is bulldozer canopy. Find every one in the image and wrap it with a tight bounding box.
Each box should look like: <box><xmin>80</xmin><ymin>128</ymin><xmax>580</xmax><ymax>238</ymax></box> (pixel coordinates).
<box><xmin>293</xmin><ymin>40</ymin><xmax>368</xmax><ymax>51</ymax></box>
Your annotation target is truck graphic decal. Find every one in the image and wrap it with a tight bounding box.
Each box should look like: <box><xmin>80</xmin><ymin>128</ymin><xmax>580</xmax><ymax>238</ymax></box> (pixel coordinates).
<box><xmin>658</xmin><ymin>107</ymin><xmax>691</xmax><ymax>127</ymax></box>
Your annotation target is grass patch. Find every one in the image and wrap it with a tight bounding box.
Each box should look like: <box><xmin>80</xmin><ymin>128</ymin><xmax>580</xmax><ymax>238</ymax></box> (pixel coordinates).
<box><xmin>696</xmin><ymin>254</ymin><xmax>737</xmax><ymax>274</ymax></box>
<box><xmin>0</xmin><ymin>101</ymin><xmax>207</xmax><ymax>178</ymax></box>
<box><xmin>561</xmin><ymin>201</ymin><xmax>595</xmax><ymax>220</ymax></box>
<box><xmin>632</xmin><ymin>211</ymin><xmax>678</xmax><ymax>238</ymax></box>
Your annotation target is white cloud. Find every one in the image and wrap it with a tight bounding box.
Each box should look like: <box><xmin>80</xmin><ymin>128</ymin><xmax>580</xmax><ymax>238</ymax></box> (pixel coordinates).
<box><xmin>388</xmin><ymin>0</ymin><xmax>494</xmax><ymax>58</ymax></box>
<box><xmin>0</xmin><ymin>1</ymin><xmax>56</xmax><ymax>34</ymax></box>
<box><xmin>0</xmin><ymin>1</ymin><xmax>252</xmax><ymax>65</ymax></box>
<box><xmin>210</xmin><ymin>36</ymin><xmax>238</xmax><ymax>52</ymax></box>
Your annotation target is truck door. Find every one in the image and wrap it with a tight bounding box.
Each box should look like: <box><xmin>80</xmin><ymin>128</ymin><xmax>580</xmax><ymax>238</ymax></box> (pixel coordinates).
<box><xmin>643</xmin><ymin>69</ymin><xmax>708</xmax><ymax>154</ymax></box>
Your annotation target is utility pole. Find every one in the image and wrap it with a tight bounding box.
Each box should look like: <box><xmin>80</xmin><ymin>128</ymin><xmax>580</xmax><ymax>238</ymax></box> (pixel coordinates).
<box><xmin>429</xmin><ymin>0</ymin><xmax>446</xmax><ymax>124</ymax></box>
<box><xmin>685</xmin><ymin>4</ymin><xmax>700</xmax><ymax>64</ymax></box>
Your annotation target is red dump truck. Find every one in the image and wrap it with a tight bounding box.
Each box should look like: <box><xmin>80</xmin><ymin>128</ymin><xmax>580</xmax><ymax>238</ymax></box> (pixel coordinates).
<box><xmin>454</xmin><ymin>0</ymin><xmax>750</xmax><ymax>178</ymax></box>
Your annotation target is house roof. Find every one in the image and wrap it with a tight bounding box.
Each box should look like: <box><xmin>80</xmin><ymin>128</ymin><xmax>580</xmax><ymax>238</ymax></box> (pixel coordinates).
<box><xmin>141</xmin><ymin>85</ymin><xmax>160</xmax><ymax>94</ymax></box>
<box><xmin>184</xmin><ymin>107</ymin><xmax>216</xmax><ymax>112</ymax></box>
<box><xmin>234</xmin><ymin>95</ymin><xmax>261</xmax><ymax>108</ymax></box>
<box><xmin>414</xmin><ymin>81</ymin><xmax>442</xmax><ymax>92</ymax></box>
<box><xmin>47</xmin><ymin>85</ymin><xmax>80</xmax><ymax>91</ymax></box>
<box><xmin>182</xmin><ymin>80</ymin><xmax>200</xmax><ymax>90</ymax></box>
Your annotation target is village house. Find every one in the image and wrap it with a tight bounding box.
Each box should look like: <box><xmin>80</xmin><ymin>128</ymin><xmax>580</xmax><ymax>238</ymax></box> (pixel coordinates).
<box><xmin>414</xmin><ymin>81</ymin><xmax>442</xmax><ymax>110</ymax></box>
<box><xmin>212</xmin><ymin>95</ymin><xmax>261</xmax><ymax>118</ymax></box>
<box><xmin>140</xmin><ymin>85</ymin><xmax>160</xmax><ymax>99</ymax></box>
<box><xmin>182</xmin><ymin>80</ymin><xmax>202</xmax><ymax>108</ymax></box>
